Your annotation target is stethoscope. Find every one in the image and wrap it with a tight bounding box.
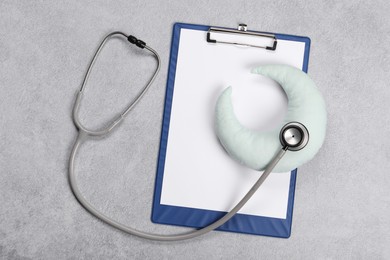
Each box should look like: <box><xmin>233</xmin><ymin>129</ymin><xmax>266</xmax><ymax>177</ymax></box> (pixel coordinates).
<box><xmin>69</xmin><ymin>32</ymin><xmax>310</xmax><ymax>241</ymax></box>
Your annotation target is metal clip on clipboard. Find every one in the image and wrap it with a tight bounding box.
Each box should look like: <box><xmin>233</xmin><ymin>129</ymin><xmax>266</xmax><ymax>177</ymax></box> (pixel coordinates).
<box><xmin>207</xmin><ymin>24</ymin><xmax>278</xmax><ymax>50</ymax></box>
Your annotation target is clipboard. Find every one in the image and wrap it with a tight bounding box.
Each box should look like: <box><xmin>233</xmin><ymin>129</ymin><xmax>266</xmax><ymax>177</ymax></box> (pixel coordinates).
<box><xmin>152</xmin><ymin>23</ymin><xmax>311</xmax><ymax>238</ymax></box>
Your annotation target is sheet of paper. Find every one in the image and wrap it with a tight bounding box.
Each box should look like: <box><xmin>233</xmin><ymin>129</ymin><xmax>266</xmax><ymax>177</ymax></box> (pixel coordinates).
<box><xmin>160</xmin><ymin>29</ymin><xmax>305</xmax><ymax>219</ymax></box>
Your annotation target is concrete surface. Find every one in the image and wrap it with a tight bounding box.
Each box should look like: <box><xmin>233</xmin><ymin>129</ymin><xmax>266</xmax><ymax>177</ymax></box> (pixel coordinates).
<box><xmin>0</xmin><ymin>1</ymin><xmax>389</xmax><ymax>259</ymax></box>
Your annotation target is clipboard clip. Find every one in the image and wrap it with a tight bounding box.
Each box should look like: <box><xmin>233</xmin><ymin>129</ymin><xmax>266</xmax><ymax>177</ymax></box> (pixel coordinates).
<box><xmin>207</xmin><ymin>24</ymin><xmax>277</xmax><ymax>51</ymax></box>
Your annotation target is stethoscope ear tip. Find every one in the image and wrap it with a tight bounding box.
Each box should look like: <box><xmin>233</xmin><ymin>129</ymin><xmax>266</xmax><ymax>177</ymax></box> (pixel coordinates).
<box><xmin>280</xmin><ymin>122</ymin><xmax>309</xmax><ymax>151</ymax></box>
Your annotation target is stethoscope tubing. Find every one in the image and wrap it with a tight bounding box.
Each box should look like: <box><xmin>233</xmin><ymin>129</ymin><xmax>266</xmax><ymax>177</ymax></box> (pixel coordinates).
<box><xmin>68</xmin><ymin>31</ymin><xmax>288</xmax><ymax>241</ymax></box>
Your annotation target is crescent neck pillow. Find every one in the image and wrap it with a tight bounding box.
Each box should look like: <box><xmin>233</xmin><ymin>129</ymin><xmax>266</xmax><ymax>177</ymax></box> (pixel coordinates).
<box><xmin>215</xmin><ymin>65</ymin><xmax>327</xmax><ymax>173</ymax></box>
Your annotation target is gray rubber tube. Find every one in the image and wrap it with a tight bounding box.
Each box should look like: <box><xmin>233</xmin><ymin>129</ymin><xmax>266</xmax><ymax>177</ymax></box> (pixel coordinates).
<box><xmin>68</xmin><ymin>134</ymin><xmax>287</xmax><ymax>241</ymax></box>
<box><xmin>68</xmin><ymin>31</ymin><xmax>288</xmax><ymax>241</ymax></box>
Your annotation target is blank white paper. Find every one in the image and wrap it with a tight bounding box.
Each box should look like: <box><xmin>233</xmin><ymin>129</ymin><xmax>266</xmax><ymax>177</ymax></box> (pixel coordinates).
<box><xmin>160</xmin><ymin>29</ymin><xmax>305</xmax><ymax>219</ymax></box>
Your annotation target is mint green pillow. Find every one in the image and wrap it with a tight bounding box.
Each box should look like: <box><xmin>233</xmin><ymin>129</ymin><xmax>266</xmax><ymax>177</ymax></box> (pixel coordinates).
<box><xmin>215</xmin><ymin>65</ymin><xmax>327</xmax><ymax>172</ymax></box>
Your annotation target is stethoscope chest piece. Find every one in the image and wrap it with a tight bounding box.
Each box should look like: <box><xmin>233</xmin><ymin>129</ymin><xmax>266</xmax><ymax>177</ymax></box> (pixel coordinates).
<box><xmin>280</xmin><ymin>122</ymin><xmax>309</xmax><ymax>151</ymax></box>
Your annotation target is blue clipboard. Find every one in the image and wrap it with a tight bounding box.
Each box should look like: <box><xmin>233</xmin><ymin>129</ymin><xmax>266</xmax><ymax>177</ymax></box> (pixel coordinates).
<box><xmin>152</xmin><ymin>23</ymin><xmax>311</xmax><ymax>238</ymax></box>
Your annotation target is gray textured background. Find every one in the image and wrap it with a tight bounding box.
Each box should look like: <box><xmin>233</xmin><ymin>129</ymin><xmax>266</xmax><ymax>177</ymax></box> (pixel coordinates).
<box><xmin>1</xmin><ymin>1</ymin><xmax>389</xmax><ymax>259</ymax></box>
